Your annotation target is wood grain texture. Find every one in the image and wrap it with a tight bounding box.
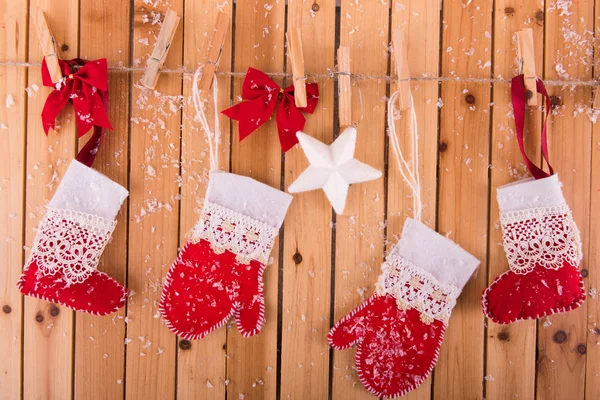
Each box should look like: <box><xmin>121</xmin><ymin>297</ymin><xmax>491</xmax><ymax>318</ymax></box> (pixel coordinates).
<box><xmin>23</xmin><ymin>1</ymin><xmax>78</xmax><ymax>399</ymax></box>
<box><xmin>226</xmin><ymin>1</ymin><xmax>285</xmax><ymax>399</ymax></box>
<box><xmin>434</xmin><ymin>1</ymin><xmax>491</xmax><ymax>398</ymax></box>
<box><xmin>537</xmin><ymin>1</ymin><xmax>593</xmax><ymax>399</ymax></box>
<box><xmin>74</xmin><ymin>2</ymin><xmax>131</xmax><ymax>398</ymax></box>
<box><xmin>176</xmin><ymin>2</ymin><xmax>232</xmax><ymax>399</ymax></box>
<box><xmin>4</xmin><ymin>2</ymin><xmax>600</xmax><ymax>398</ymax></box>
<box><xmin>125</xmin><ymin>3</ymin><xmax>183</xmax><ymax>399</ymax></box>
<box><xmin>0</xmin><ymin>1</ymin><xmax>27</xmax><ymax>398</ymax></box>
<box><xmin>22</xmin><ymin>2</ymin><xmax>79</xmax><ymax>399</ymax></box>
<box><xmin>389</xmin><ymin>1</ymin><xmax>440</xmax><ymax>399</ymax></box>
<box><xmin>587</xmin><ymin>2</ymin><xmax>600</xmax><ymax>394</ymax></box>
<box><xmin>280</xmin><ymin>1</ymin><xmax>334</xmax><ymax>399</ymax></box>
<box><xmin>331</xmin><ymin>1</ymin><xmax>388</xmax><ymax>399</ymax></box>
<box><xmin>486</xmin><ymin>3</ymin><xmax>542</xmax><ymax>399</ymax></box>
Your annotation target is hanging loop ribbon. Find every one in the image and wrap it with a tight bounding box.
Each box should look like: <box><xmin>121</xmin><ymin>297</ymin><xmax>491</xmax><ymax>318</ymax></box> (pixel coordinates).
<box><xmin>192</xmin><ymin>67</ymin><xmax>221</xmax><ymax>171</ymax></box>
<box><xmin>387</xmin><ymin>91</ymin><xmax>422</xmax><ymax>221</ymax></box>
<box><xmin>511</xmin><ymin>75</ymin><xmax>554</xmax><ymax>180</ymax></box>
<box><xmin>221</xmin><ymin>67</ymin><xmax>319</xmax><ymax>152</ymax></box>
<box><xmin>41</xmin><ymin>58</ymin><xmax>112</xmax><ymax>168</ymax></box>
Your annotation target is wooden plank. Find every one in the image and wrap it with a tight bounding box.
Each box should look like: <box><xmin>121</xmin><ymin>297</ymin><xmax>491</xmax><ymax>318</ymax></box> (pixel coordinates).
<box><xmin>389</xmin><ymin>1</ymin><xmax>440</xmax><ymax>399</ymax></box>
<box><xmin>331</xmin><ymin>1</ymin><xmax>388</xmax><ymax>399</ymax></box>
<box><xmin>176</xmin><ymin>2</ymin><xmax>232</xmax><ymax>399</ymax></box>
<box><xmin>23</xmin><ymin>1</ymin><xmax>78</xmax><ymax>399</ymax></box>
<box><xmin>226</xmin><ymin>1</ymin><xmax>285</xmax><ymax>398</ymax></box>
<box><xmin>586</xmin><ymin>1</ymin><xmax>600</xmax><ymax>394</ymax></box>
<box><xmin>74</xmin><ymin>2</ymin><xmax>131</xmax><ymax>398</ymax></box>
<box><xmin>537</xmin><ymin>1</ymin><xmax>593</xmax><ymax>399</ymax></box>
<box><xmin>486</xmin><ymin>4</ymin><xmax>542</xmax><ymax>399</ymax></box>
<box><xmin>280</xmin><ymin>1</ymin><xmax>334</xmax><ymax>399</ymax></box>
<box><xmin>0</xmin><ymin>2</ymin><xmax>28</xmax><ymax>398</ymax></box>
<box><xmin>434</xmin><ymin>0</ymin><xmax>492</xmax><ymax>398</ymax></box>
<box><xmin>125</xmin><ymin>3</ymin><xmax>183</xmax><ymax>399</ymax></box>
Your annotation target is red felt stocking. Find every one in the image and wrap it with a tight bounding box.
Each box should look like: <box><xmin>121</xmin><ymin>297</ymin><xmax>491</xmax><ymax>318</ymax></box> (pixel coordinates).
<box><xmin>160</xmin><ymin>171</ymin><xmax>292</xmax><ymax>340</ymax></box>
<box><xmin>18</xmin><ymin>160</ymin><xmax>128</xmax><ymax>315</ymax></box>
<box><xmin>482</xmin><ymin>175</ymin><xmax>585</xmax><ymax>323</ymax></box>
<box><xmin>329</xmin><ymin>219</ymin><xmax>479</xmax><ymax>398</ymax></box>
<box><xmin>481</xmin><ymin>76</ymin><xmax>585</xmax><ymax>323</ymax></box>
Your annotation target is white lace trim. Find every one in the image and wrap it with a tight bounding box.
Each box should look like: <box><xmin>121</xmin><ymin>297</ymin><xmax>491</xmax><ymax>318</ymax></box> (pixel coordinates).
<box><xmin>375</xmin><ymin>253</ymin><xmax>460</xmax><ymax>325</ymax></box>
<box><xmin>500</xmin><ymin>203</ymin><xmax>582</xmax><ymax>274</ymax></box>
<box><xmin>29</xmin><ymin>207</ymin><xmax>116</xmax><ymax>285</ymax></box>
<box><xmin>190</xmin><ymin>201</ymin><xmax>279</xmax><ymax>265</ymax></box>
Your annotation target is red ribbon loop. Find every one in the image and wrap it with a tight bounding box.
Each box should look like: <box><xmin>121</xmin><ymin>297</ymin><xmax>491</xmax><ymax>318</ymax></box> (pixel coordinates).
<box><xmin>511</xmin><ymin>74</ymin><xmax>554</xmax><ymax>180</ymax></box>
<box><xmin>222</xmin><ymin>67</ymin><xmax>319</xmax><ymax>152</ymax></box>
<box><xmin>41</xmin><ymin>58</ymin><xmax>112</xmax><ymax>168</ymax></box>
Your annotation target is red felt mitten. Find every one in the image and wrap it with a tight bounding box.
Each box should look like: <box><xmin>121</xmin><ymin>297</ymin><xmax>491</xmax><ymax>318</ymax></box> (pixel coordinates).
<box><xmin>482</xmin><ymin>175</ymin><xmax>585</xmax><ymax>323</ymax></box>
<box><xmin>329</xmin><ymin>219</ymin><xmax>479</xmax><ymax>398</ymax></box>
<box><xmin>160</xmin><ymin>171</ymin><xmax>292</xmax><ymax>340</ymax></box>
<box><xmin>18</xmin><ymin>160</ymin><xmax>128</xmax><ymax>315</ymax></box>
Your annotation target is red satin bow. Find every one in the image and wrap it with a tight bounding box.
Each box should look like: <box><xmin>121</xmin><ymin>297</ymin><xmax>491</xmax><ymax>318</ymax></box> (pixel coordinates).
<box><xmin>222</xmin><ymin>67</ymin><xmax>319</xmax><ymax>152</ymax></box>
<box><xmin>41</xmin><ymin>58</ymin><xmax>113</xmax><ymax>137</ymax></box>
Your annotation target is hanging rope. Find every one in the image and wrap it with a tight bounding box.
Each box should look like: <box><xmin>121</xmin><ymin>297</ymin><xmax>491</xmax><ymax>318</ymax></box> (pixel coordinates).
<box><xmin>2</xmin><ymin>60</ymin><xmax>600</xmax><ymax>87</ymax></box>
<box><xmin>387</xmin><ymin>91</ymin><xmax>422</xmax><ymax>221</ymax></box>
<box><xmin>192</xmin><ymin>67</ymin><xmax>220</xmax><ymax>171</ymax></box>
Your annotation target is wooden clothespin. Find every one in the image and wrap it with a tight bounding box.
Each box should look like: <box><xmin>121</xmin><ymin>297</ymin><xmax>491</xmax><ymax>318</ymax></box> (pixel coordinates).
<box><xmin>286</xmin><ymin>28</ymin><xmax>307</xmax><ymax>108</ymax></box>
<box><xmin>392</xmin><ymin>28</ymin><xmax>412</xmax><ymax>110</ymax></box>
<box><xmin>141</xmin><ymin>9</ymin><xmax>181</xmax><ymax>89</ymax></box>
<box><xmin>198</xmin><ymin>12</ymin><xmax>229</xmax><ymax>91</ymax></box>
<box><xmin>516</xmin><ymin>28</ymin><xmax>538</xmax><ymax>106</ymax></box>
<box><xmin>338</xmin><ymin>46</ymin><xmax>352</xmax><ymax>128</ymax></box>
<box><xmin>32</xmin><ymin>8</ymin><xmax>63</xmax><ymax>84</ymax></box>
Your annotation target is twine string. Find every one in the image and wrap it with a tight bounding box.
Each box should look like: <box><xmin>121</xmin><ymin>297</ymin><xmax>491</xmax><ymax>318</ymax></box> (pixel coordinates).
<box><xmin>387</xmin><ymin>91</ymin><xmax>422</xmax><ymax>221</ymax></box>
<box><xmin>2</xmin><ymin>60</ymin><xmax>600</xmax><ymax>87</ymax></box>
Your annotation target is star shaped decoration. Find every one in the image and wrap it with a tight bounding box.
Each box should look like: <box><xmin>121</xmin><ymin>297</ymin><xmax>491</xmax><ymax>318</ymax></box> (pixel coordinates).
<box><xmin>288</xmin><ymin>127</ymin><xmax>382</xmax><ymax>214</ymax></box>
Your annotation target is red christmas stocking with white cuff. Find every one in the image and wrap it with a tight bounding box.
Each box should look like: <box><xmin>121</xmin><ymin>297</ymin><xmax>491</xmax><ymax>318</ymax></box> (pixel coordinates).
<box><xmin>18</xmin><ymin>159</ymin><xmax>128</xmax><ymax>315</ymax></box>
<box><xmin>160</xmin><ymin>171</ymin><xmax>292</xmax><ymax>340</ymax></box>
<box><xmin>482</xmin><ymin>175</ymin><xmax>585</xmax><ymax>323</ymax></box>
<box><xmin>328</xmin><ymin>218</ymin><xmax>479</xmax><ymax>398</ymax></box>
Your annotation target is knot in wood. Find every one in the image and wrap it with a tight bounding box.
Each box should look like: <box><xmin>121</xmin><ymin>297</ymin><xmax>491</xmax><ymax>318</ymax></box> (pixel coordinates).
<box><xmin>553</xmin><ymin>330</ymin><xmax>567</xmax><ymax>344</ymax></box>
<box><xmin>293</xmin><ymin>252</ymin><xmax>303</xmax><ymax>265</ymax></box>
<box><xmin>2</xmin><ymin>305</ymin><xmax>11</xmax><ymax>314</ymax></box>
<box><xmin>50</xmin><ymin>305</ymin><xmax>60</xmax><ymax>317</ymax></box>
<box><xmin>179</xmin><ymin>340</ymin><xmax>192</xmax><ymax>350</ymax></box>
<box><xmin>465</xmin><ymin>94</ymin><xmax>476</xmax><ymax>104</ymax></box>
<box><xmin>35</xmin><ymin>312</ymin><xmax>44</xmax><ymax>323</ymax></box>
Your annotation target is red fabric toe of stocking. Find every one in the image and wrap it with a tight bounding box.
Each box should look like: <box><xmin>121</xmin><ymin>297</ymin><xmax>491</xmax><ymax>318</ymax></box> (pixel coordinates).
<box><xmin>482</xmin><ymin>263</ymin><xmax>585</xmax><ymax>324</ymax></box>
<box><xmin>159</xmin><ymin>239</ymin><xmax>265</xmax><ymax>340</ymax></box>
<box><xmin>329</xmin><ymin>295</ymin><xmax>445</xmax><ymax>398</ymax></box>
<box><xmin>17</xmin><ymin>259</ymin><xmax>127</xmax><ymax>316</ymax></box>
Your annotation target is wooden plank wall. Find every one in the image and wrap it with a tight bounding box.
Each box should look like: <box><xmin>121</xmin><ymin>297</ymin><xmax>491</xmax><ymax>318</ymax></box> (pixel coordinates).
<box><xmin>0</xmin><ymin>1</ymin><xmax>598</xmax><ymax>399</ymax></box>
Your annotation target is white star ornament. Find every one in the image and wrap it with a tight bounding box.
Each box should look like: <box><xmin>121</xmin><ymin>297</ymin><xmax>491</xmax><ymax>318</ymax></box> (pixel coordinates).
<box><xmin>287</xmin><ymin>127</ymin><xmax>382</xmax><ymax>214</ymax></box>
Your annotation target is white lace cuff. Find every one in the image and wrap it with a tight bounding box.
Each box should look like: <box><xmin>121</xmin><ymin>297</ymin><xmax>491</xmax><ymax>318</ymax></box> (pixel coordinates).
<box><xmin>30</xmin><ymin>207</ymin><xmax>117</xmax><ymax>285</ymax></box>
<box><xmin>27</xmin><ymin>160</ymin><xmax>127</xmax><ymax>286</ymax></box>
<box><xmin>497</xmin><ymin>175</ymin><xmax>582</xmax><ymax>274</ymax></box>
<box><xmin>500</xmin><ymin>204</ymin><xmax>582</xmax><ymax>274</ymax></box>
<box><xmin>190</xmin><ymin>201</ymin><xmax>279</xmax><ymax>265</ymax></box>
<box><xmin>376</xmin><ymin>219</ymin><xmax>480</xmax><ymax>325</ymax></box>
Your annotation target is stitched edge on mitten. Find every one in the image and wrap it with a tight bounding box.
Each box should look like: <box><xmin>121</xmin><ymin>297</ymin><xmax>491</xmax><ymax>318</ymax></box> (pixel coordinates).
<box><xmin>328</xmin><ymin>294</ymin><xmax>446</xmax><ymax>398</ymax></box>
<box><xmin>159</xmin><ymin>239</ymin><xmax>269</xmax><ymax>340</ymax></box>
